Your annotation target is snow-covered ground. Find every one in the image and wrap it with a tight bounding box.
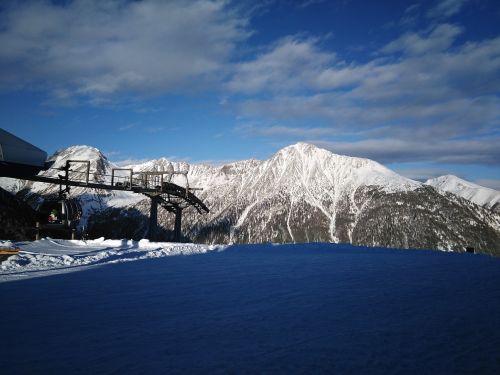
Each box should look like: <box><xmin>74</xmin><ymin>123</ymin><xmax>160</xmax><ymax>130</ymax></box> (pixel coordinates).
<box><xmin>0</xmin><ymin>238</ymin><xmax>225</xmax><ymax>282</ymax></box>
<box><xmin>1</xmin><ymin>242</ymin><xmax>500</xmax><ymax>373</ymax></box>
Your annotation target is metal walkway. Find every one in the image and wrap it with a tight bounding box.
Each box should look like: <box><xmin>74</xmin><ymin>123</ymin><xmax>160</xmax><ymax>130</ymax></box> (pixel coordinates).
<box><xmin>1</xmin><ymin>159</ymin><xmax>209</xmax><ymax>241</ymax></box>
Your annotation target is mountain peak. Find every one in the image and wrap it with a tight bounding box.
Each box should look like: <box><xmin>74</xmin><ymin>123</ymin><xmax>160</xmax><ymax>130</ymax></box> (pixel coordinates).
<box><xmin>287</xmin><ymin>141</ymin><xmax>317</xmax><ymax>149</ymax></box>
<box><xmin>426</xmin><ymin>175</ymin><xmax>500</xmax><ymax>210</ymax></box>
<box><xmin>278</xmin><ymin>142</ymin><xmax>369</xmax><ymax>163</ymax></box>
<box><xmin>426</xmin><ymin>174</ymin><xmax>497</xmax><ymax>191</ymax></box>
<box><xmin>280</xmin><ymin>142</ymin><xmax>323</xmax><ymax>154</ymax></box>
<box><xmin>50</xmin><ymin>145</ymin><xmax>107</xmax><ymax>162</ymax></box>
<box><xmin>275</xmin><ymin>143</ymin><xmax>341</xmax><ymax>163</ymax></box>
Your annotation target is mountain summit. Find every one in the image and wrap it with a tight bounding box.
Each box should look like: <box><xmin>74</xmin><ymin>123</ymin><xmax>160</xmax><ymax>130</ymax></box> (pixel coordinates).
<box><xmin>260</xmin><ymin>142</ymin><xmax>420</xmax><ymax>194</ymax></box>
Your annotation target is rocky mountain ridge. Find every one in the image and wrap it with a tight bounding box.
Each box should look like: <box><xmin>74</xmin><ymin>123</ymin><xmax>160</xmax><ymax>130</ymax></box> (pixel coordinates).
<box><xmin>2</xmin><ymin>143</ymin><xmax>500</xmax><ymax>255</ymax></box>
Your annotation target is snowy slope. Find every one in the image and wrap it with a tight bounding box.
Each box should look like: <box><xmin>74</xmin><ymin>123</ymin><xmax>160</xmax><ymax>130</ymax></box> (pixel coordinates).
<box><xmin>426</xmin><ymin>175</ymin><xmax>500</xmax><ymax>212</ymax></box>
<box><xmin>2</xmin><ymin>243</ymin><xmax>500</xmax><ymax>374</ymax></box>
<box><xmin>0</xmin><ymin>238</ymin><xmax>225</xmax><ymax>282</ymax></box>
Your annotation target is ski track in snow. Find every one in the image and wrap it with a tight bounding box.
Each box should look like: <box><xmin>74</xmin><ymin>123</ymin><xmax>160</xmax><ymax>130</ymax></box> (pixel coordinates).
<box><xmin>0</xmin><ymin>238</ymin><xmax>226</xmax><ymax>283</ymax></box>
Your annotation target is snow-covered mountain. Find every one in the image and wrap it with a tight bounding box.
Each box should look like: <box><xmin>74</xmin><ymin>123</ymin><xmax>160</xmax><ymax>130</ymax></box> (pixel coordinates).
<box><xmin>426</xmin><ymin>175</ymin><xmax>500</xmax><ymax>212</ymax></box>
<box><xmin>89</xmin><ymin>143</ymin><xmax>500</xmax><ymax>254</ymax></box>
<box><xmin>2</xmin><ymin>143</ymin><xmax>500</xmax><ymax>254</ymax></box>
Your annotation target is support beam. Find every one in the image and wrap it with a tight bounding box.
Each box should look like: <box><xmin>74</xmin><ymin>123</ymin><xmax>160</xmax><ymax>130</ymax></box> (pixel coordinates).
<box><xmin>148</xmin><ymin>196</ymin><xmax>159</xmax><ymax>241</ymax></box>
<box><xmin>174</xmin><ymin>206</ymin><xmax>183</xmax><ymax>242</ymax></box>
<box><xmin>35</xmin><ymin>222</ymin><xmax>40</xmax><ymax>241</ymax></box>
<box><xmin>0</xmin><ymin>174</ymin><xmax>209</xmax><ymax>213</ymax></box>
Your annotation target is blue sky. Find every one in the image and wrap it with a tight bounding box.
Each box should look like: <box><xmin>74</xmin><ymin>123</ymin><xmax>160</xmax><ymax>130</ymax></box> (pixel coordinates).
<box><xmin>0</xmin><ymin>0</ymin><xmax>499</xmax><ymax>188</ymax></box>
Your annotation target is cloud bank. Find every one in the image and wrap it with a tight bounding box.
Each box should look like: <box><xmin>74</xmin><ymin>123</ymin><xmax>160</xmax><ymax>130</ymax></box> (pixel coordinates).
<box><xmin>0</xmin><ymin>0</ymin><xmax>499</xmax><ymax>171</ymax></box>
<box><xmin>229</xmin><ymin>23</ymin><xmax>500</xmax><ymax>165</ymax></box>
<box><xmin>0</xmin><ymin>0</ymin><xmax>248</xmax><ymax>101</ymax></box>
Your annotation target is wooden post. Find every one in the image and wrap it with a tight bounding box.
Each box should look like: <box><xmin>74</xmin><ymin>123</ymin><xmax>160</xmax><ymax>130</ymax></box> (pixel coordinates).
<box><xmin>71</xmin><ymin>228</ymin><xmax>76</xmax><ymax>240</ymax></box>
<box><xmin>35</xmin><ymin>222</ymin><xmax>40</xmax><ymax>240</ymax></box>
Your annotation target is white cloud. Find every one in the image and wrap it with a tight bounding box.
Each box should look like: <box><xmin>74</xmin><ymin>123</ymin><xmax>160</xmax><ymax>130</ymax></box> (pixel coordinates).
<box><xmin>427</xmin><ymin>0</ymin><xmax>468</xmax><ymax>19</ymax></box>
<box><xmin>297</xmin><ymin>0</ymin><xmax>327</xmax><ymax>9</ymax></box>
<box><xmin>118</xmin><ymin>124</ymin><xmax>135</xmax><ymax>131</ymax></box>
<box><xmin>227</xmin><ymin>36</ymin><xmax>335</xmax><ymax>94</ymax></box>
<box><xmin>0</xmin><ymin>0</ymin><xmax>248</xmax><ymax>101</ymax></box>
<box><xmin>229</xmin><ymin>23</ymin><xmax>500</xmax><ymax>166</ymax></box>
<box><xmin>311</xmin><ymin>138</ymin><xmax>500</xmax><ymax>165</ymax></box>
<box><xmin>380</xmin><ymin>24</ymin><xmax>463</xmax><ymax>55</ymax></box>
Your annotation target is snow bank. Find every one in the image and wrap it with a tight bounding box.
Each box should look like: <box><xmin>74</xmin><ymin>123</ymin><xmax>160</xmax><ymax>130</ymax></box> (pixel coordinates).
<box><xmin>0</xmin><ymin>238</ymin><xmax>226</xmax><ymax>282</ymax></box>
<box><xmin>0</xmin><ymin>240</ymin><xmax>15</xmax><ymax>248</ymax></box>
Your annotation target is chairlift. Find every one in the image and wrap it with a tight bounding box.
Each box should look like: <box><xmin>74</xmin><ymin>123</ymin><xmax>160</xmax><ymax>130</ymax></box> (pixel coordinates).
<box><xmin>36</xmin><ymin>196</ymin><xmax>82</xmax><ymax>229</ymax></box>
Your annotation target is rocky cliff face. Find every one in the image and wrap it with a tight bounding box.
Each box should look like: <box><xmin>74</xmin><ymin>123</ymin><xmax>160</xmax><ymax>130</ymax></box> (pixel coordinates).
<box><xmin>3</xmin><ymin>143</ymin><xmax>500</xmax><ymax>255</ymax></box>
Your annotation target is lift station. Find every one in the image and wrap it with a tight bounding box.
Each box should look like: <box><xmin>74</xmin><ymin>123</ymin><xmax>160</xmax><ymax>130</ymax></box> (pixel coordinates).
<box><xmin>0</xmin><ymin>128</ymin><xmax>209</xmax><ymax>241</ymax></box>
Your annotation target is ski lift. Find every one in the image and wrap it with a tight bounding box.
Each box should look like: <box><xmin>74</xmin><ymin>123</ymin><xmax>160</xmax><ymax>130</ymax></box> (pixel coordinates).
<box><xmin>36</xmin><ymin>195</ymin><xmax>82</xmax><ymax>229</ymax></box>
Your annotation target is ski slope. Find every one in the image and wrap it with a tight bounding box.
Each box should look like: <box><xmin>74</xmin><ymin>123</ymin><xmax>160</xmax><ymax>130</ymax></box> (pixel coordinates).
<box><xmin>1</xmin><ymin>242</ymin><xmax>499</xmax><ymax>374</ymax></box>
<box><xmin>0</xmin><ymin>238</ymin><xmax>225</xmax><ymax>282</ymax></box>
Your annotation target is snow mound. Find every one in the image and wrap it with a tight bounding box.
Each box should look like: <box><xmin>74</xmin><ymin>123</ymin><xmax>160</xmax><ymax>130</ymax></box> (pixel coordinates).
<box><xmin>0</xmin><ymin>238</ymin><xmax>226</xmax><ymax>282</ymax></box>
<box><xmin>0</xmin><ymin>240</ymin><xmax>15</xmax><ymax>248</ymax></box>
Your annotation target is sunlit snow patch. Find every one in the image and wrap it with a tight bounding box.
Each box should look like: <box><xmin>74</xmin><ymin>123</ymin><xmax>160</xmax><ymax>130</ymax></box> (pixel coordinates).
<box><xmin>0</xmin><ymin>238</ymin><xmax>226</xmax><ymax>282</ymax></box>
